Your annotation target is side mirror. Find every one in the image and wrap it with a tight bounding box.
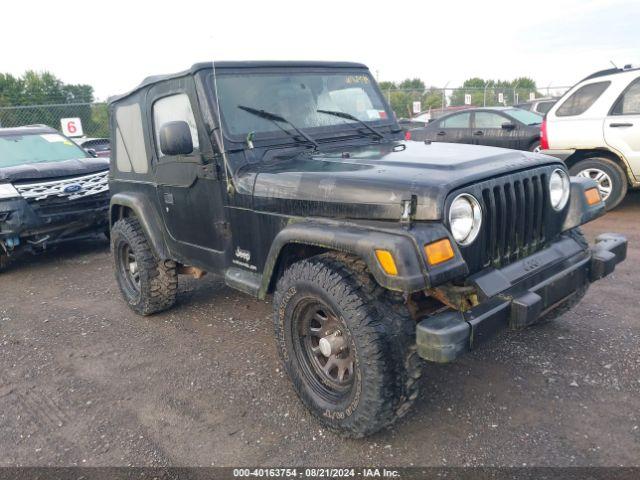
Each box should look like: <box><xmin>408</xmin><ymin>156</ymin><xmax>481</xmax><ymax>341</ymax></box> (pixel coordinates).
<box><xmin>501</xmin><ymin>122</ymin><xmax>516</xmax><ymax>130</ymax></box>
<box><xmin>159</xmin><ymin>121</ymin><xmax>193</xmax><ymax>156</ymax></box>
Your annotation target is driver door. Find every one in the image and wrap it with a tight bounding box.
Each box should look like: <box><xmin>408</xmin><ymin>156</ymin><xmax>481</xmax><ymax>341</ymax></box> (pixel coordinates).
<box><xmin>148</xmin><ymin>81</ymin><xmax>227</xmax><ymax>268</ymax></box>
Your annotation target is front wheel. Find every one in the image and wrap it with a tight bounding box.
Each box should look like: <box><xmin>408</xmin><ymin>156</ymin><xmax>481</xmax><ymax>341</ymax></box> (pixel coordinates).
<box><xmin>274</xmin><ymin>254</ymin><xmax>421</xmax><ymax>437</ymax></box>
<box><xmin>569</xmin><ymin>157</ymin><xmax>628</xmax><ymax>211</ymax></box>
<box><xmin>111</xmin><ymin>217</ymin><xmax>178</xmax><ymax>315</ymax></box>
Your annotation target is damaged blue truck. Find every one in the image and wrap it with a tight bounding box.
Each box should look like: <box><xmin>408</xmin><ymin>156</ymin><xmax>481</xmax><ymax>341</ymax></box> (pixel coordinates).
<box><xmin>107</xmin><ymin>62</ymin><xmax>627</xmax><ymax>437</ymax></box>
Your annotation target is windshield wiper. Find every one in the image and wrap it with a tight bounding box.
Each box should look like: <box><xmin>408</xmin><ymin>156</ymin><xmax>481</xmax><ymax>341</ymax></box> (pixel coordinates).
<box><xmin>317</xmin><ymin>109</ymin><xmax>384</xmax><ymax>140</ymax></box>
<box><xmin>237</xmin><ymin>105</ymin><xmax>319</xmax><ymax>149</ymax></box>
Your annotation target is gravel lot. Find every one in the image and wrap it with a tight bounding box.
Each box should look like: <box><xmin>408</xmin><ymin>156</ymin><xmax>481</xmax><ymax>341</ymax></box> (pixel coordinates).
<box><xmin>0</xmin><ymin>193</ymin><xmax>638</xmax><ymax>467</ymax></box>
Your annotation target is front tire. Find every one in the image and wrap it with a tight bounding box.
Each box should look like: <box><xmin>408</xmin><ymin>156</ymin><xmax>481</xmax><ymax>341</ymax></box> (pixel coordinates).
<box><xmin>273</xmin><ymin>253</ymin><xmax>421</xmax><ymax>437</ymax></box>
<box><xmin>569</xmin><ymin>157</ymin><xmax>628</xmax><ymax>211</ymax></box>
<box><xmin>111</xmin><ymin>217</ymin><xmax>178</xmax><ymax>315</ymax></box>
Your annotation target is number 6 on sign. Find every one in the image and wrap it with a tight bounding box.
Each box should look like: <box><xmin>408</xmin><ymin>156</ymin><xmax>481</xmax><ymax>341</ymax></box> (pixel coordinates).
<box><xmin>60</xmin><ymin>117</ymin><xmax>83</xmax><ymax>137</ymax></box>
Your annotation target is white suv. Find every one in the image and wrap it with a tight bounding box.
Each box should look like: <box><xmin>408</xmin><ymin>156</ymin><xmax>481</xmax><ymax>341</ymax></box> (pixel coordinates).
<box><xmin>541</xmin><ymin>66</ymin><xmax>640</xmax><ymax>210</ymax></box>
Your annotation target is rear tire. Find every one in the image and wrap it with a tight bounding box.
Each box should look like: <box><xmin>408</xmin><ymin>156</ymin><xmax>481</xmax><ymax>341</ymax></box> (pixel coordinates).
<box><xmin>111</xmin><ymin>217</ymin><xmax>177</xmax><ymax>315</ymax></box>
<box><xmin>273</xmin><ymin>253</ymin><xmax>421</xmax><ymax>437</ymax></box>
<box><xmin>569</xmin><ymin>157</ymin><xmax>627</xmax><ymax>211</ymax></box>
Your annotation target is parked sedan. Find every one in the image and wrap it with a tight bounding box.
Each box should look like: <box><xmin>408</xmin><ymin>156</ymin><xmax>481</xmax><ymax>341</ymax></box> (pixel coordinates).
<box><xmin>407</xmin><ymin>107</ymin><xmax>543</xmax><ymax>152</ymax></box>
<box><xmin>515</xmin><ymin>98</ymin><xmax>558</xmax><ymax>115</ymax></box>
<box><xmin>73</xmin><ymin>137</ymin><xmax>111</xmax><ymax>158</ymax></box>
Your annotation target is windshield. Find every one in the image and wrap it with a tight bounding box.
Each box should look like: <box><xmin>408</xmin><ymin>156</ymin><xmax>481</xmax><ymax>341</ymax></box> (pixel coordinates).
<box><xmin>0</xmin><ymin>133</ymin><xmax>88</xmax><ymax>168</ymax></box>
<box><xmin>507</xmin><ymin>108</ymin><xmax>543</xmax><ymax>125</ymax></box>
<box><xmin>215</xmin><ymin>71</ymin><xmax>391</xmax><ymax>138</ymax></box>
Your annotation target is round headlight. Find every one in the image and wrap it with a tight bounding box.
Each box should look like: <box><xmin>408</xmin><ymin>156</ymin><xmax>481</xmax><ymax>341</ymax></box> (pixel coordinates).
<box><xmin>549</xmin><ymin>169</ymin><xmax>570</xmax><ymax>211</ymax></box>
<box><xmin>449</xmin><ymin>194</ymin><xmax>482</xmax><ymax>245</ymax></box>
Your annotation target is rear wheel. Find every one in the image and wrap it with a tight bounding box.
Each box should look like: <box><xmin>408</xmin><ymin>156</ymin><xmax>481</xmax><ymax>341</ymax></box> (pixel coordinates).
<box><xmin>111</xmin><ymin>217</ymin><xmax>178</xmax><ymax>315</ymax></box>
<box><xmin>569</xmin><ymin>157</ymin><xmax>627</xmax><ymax>210</ymax></box>
<box><xmin>274</xmin><ymin>253</ymin><xmax>421</xmax><ymax>437</ymax></box>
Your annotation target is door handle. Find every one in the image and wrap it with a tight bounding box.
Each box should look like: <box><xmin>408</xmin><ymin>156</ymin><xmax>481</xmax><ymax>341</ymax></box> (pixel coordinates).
<box><xmin>473</xmin><ymin>130</ymin><xmax>484</xmax><ymax>136</ymax></box>
<box><xmin>436</xmin><ymin>131</ymin><xmax>446</xmax><ymax>136</ymax></box>
<box><xmin>609</xmin><ymin>122</ymin><xmax>633</xmax><ymax>127</ymax></box>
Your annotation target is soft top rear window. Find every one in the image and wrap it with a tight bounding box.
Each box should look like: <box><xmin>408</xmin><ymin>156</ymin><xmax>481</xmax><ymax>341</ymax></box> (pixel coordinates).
<box><xmin>556</xmin><ymin>81</ymin><xmax>610</xmax><ymax>117</ymax></box>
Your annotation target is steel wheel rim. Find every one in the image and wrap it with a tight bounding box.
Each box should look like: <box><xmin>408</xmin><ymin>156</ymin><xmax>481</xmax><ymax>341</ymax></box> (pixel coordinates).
<box><xmin>117</xmin><ymin>242</ymin><xmax>141</xmax><ymax>297</ymax></box>
<box><xmin>576</xmin><ymin>168</ymin><xmax>613</xmax><ymax>200</ymax></box>
<box><xmin>292</xmin><ymin>299</ymin><xmax>355</xmax><ymax>399</ymax></box>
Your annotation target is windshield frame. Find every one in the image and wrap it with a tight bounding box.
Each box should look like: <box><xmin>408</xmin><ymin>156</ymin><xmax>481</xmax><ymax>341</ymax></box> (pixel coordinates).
<box><xmin>206</xmin><ymin>67</ymin><xmax>398</xmax><ymax>145</ymax></box>
<box><xmin>0</xmin><ymin>131</ymin><xmax>89</xmax><ymax>168</ymax></box>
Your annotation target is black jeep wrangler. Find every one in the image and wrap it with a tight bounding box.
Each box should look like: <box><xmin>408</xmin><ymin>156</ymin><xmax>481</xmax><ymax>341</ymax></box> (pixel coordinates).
<box><xmin>108</xmin><ymin>62</ymin><xmax>627</xmax><ymax>437</ymax></box>
<box><xmin>0</xmin><ymin>125</ymin><xmax>109</xmax><ymax>270</ymax></box>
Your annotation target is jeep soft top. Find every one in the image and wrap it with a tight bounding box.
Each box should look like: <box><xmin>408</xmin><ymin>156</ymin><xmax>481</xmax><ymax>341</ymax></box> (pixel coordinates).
<box><xmin>108</xmin><ymin>61</ymin><xmax>627</xmax><ymax>437</ymax></box>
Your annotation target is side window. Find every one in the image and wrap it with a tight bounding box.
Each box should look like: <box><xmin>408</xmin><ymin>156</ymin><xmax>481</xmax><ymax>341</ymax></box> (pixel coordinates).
<box><xmin>440</xmin><ymin>112</ymin><xmax>470</xmax><ymax>128</ymax></box>
<box><xmin>474</xmin><ymin>112</ymin><xmax>507</xmax><ymax>128</ymax></box>
<box><xmin>114</xmin><ymin>102</ymin><xmax>148</xmax><ymax>174</ymax></box>
<box><xmin>152</xmin><ymin>93</ymin><xmax>200</xmax><ymax>158</ymax></box>
<box><xmin>611</xmin><ymin>77</ymin><xmax>640</xmax><ymax>115</ymax></box>
<box><xmin>556</xmin><ymin>81</ymin><xmax>610</xmax><ymax>117</ymax></box>
<box><xmin>537</xmin><ymin>101</ymin><xmax>554</xmax><ymax>115</ymax></box>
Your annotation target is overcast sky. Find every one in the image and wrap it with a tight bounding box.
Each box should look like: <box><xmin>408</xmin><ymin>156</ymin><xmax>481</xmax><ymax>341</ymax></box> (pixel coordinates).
<box><xmin>2</xmin><ymin>0</ymin><xmax>638</xmax><ymax>100</ymax></box>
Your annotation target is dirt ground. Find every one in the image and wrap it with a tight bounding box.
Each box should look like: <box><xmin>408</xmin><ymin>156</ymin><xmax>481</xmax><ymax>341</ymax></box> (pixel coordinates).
<box><xmin>0</xmin><ymin>193</ymin><xmax>638</xmax><ymax>467</ymax></box>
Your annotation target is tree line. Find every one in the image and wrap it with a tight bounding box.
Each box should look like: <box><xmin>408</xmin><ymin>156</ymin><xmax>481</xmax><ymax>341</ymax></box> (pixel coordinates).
<box><xmin>0</xmin><ymin>71</ymin><xmax>108</xmax><ymax>137</ymax></box>
<box><xmin>378</xmin><ymin>77</ymin><xmax>541</xmax><ymax>118</ymax></box>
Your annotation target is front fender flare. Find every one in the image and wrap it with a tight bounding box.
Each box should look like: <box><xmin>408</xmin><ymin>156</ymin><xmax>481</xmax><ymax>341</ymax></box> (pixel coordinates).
<box><xmin>258</xmin><ymin>220</ymin><xmax>468</xmax><ymax>299</ymax></box>
<box><xmin>110</xmin><ymin>192</ymin><xmax>169</xmax><ymax>259</ymax></box>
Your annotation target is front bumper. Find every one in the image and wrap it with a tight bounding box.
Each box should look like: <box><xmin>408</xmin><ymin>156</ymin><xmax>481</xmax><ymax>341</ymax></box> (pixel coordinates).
<box><xmin>0</xmin><ymin>193</ymin><xmax>109</xmax><ymax>249</ymax></box>
<box><xmin>416</xmin><ymin>232</ymin><xmax>627</xmax><ymax>363</ymax></box>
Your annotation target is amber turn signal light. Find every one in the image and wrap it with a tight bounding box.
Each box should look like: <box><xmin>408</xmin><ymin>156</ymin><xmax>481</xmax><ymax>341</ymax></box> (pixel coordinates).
<box><xmin>584</xmin><ymin>187</ymin><xmax>601</xmax><ymax>206</ymax></box>
<box><xmin>424</xmin><ymin>238</ymin><xmax>455</xmax><ymax>266</ymax></box>
<box><xmin>375</xmin><ymin>249</ymin><xmax>398</xmax><ymax>276</ymax></box>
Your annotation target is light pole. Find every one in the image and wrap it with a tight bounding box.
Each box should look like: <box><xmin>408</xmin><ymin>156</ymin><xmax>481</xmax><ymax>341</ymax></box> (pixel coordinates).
<box><xmin>442</xmin><ymin>81</ymin><xmax>450</xmax><ymax>111</ymax></box>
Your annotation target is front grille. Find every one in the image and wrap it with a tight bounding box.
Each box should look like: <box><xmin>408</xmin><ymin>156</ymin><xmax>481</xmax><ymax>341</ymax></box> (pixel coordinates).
<box><xmin>15</xmin><ymin>170</ymin><xmax>109</xmax><ymax>201</ymax></box>
<box><xmin>30</xmin><ymin>191</ymin><xmax>109</xmax><ymax>219</ymax></box>
<box><xmin>450</xmin><ymin>166</ymin><xmax>566</xmax><ymax>273</ymax></box>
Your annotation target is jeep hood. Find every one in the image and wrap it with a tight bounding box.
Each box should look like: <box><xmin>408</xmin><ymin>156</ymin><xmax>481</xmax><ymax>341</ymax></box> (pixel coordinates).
<box><xmin>244</xmin><ymin>141</ymin><xmax>562</xmax><ymax>221</ymax></box>
<box><xmin>0</xmin><ymin>157</ymin><xmax>109</xmax><ymax>183</ymax></box>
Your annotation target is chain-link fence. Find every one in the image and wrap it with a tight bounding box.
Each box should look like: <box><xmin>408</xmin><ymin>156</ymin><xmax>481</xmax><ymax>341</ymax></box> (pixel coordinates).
<box><xmin>381</xmin><ymin>86</ymin><xmax>572</xmax><ymax>119</ymax></box>
<box><xmin>0</xmin><ymin>84</ymin><xmax>572</xmax><ymax>136</ymax></box>
<box><xmin>0</xmin><ymin>102</ymin><xmax>109</xmax><ymax>138</ymax></box>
